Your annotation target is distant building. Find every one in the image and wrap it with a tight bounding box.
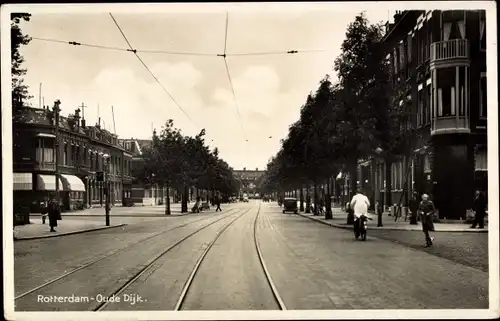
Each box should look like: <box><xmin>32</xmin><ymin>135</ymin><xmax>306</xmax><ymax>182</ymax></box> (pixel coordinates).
<box><xmin>358</xmin><ymin>10</ymin><xmax>487</xmax><ymax>220</ymax></box>
<box><xmin>232</xmin><ymin>167</ymin><xmax>266</xmax><ymax>197</ymax></box>
<box><xmin>13</xmin><ymin>105</ymin><xmax>133</xmax><ymax>213</ymax></box>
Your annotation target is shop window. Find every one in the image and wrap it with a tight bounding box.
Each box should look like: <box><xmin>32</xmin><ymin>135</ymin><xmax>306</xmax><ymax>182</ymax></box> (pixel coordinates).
<box><xmin>475</xmin><ymin>149</ymin><xmax>487</xmax><ymax>171</ymax></box>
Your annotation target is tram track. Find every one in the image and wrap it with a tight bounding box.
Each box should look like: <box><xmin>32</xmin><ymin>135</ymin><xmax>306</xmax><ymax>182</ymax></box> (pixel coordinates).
<box><xmin>94</xmin><ymin>208</ymin><xmax>249</xmax><ymax>311</ymax></box>
<box><xmin>174</xmin><ymin>202</ymin><xmax>286</xmax><ymax>310</ymax></box>
<box><xmin>15</xmin><ymin>207</ymin><xmax>239</xmax><ymax>303</ymax></box>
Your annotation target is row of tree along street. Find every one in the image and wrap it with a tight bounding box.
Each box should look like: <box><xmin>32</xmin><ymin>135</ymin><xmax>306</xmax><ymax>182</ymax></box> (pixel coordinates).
<box><xmin>261</xmin><ymin>13</ymin><xmax>421</xmax><ymax>221</ymax></box>
<box><xmin>134</xmin><ymin>120</ymin><xmax>241</xmax><ymax>214</ymax></box>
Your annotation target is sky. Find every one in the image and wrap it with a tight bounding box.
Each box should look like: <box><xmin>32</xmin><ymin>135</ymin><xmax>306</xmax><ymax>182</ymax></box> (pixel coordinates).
<box><xmin>17</xmin><ymin>4</ymin><xmax>393</xmax><ymax>170</ymax></box>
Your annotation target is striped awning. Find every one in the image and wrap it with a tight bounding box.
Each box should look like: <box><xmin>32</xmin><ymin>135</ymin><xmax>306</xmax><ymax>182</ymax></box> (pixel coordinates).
<box><xmin>37</xmin><ymin>174</ymin><xmax>64</xmax><ymax>191</ymax></box>
<box><xmin>61</xmin><ymin>174</ymin><xmax>86</xmax><ymax>192</ymax></box>
<box><xmin>14</xmin><ymin>173</ymin><xmax>32</xmax><ymax>191</ymax></box>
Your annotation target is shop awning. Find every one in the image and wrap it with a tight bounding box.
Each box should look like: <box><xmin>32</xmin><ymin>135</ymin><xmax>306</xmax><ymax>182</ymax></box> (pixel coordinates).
<box><xmin>61</xmin><ymin>174</ymin><xmax>86</xmax><ymax>192</ymax></box>
<box><xmin>37</xmin><ymin>174</ymin><xmax>64</xmax><ymax>191</ymax></box>
<box><xmin>14</xmin><ymin>173</ymin><xmax>32</xmax><ymax>191</ymax></box>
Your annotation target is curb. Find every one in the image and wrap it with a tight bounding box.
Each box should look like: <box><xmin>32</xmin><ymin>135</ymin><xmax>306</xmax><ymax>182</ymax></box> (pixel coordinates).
<box><xmin>14</xmin><ymin>224</ymin><xmax>128</xmax><ymax>241</ymax></box>
<box><xmin>296</xmin><ymin>213</ymin><xmax>488</xmax><ymax>233</ymax></box>
<box><xmin>29</xmin><ymin>213</ymin><xmax>188</xmax><ymax>218</ymax></box>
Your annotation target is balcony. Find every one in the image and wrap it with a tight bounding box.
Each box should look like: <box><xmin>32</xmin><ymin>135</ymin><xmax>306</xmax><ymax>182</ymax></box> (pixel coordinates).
<box><xmin>431</xmin><ymin>116</ymin><xmax>470</xmax><ymax>136</ymax></box>
<box><xmin>34</xmin><ymin>162</ymin><xmax>56</xmax><ymax>172</ymax></box>
<box><xmin>430</xmin><ymin>39</ymin><xmax>469</xmax><ymax>68</ymax></box>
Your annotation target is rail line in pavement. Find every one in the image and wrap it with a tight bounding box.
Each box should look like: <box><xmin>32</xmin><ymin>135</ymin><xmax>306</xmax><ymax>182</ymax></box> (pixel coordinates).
<box><xmin>15</xmin><ymin>207</ymin><xmax>239</xmax><ymax>301</ymax></box>
<box><xmin>93</xmin><ymin>208</ymin><xmax>249</xmax><ymax>311</ymax></box>
<box><xmin>173</xmin><ymin>202</ymin><xmax>286</xmax><ymax>310</ymax></box>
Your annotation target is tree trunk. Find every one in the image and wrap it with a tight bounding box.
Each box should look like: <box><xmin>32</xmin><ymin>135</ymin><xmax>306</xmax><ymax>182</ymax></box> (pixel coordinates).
<box><xmin>385</xmin><ymin>159</ymin><xmax>392</xmax><ymax>216</ymax></box>
<box><xmin>305</xmin><ymin>184</ymin><xmax>311</xmax><ymax>213</ymax></box>
<box><xmin>349</xmin><ymin>161</ymin><xmax>358</xmax><ymax>197</ymax></box>
<box><xmin>299</xmin><ymin>186</ymin><xmax>304</xmax><ymax>212</ymax></box>
<box><xmin>313</xmin><ymin>181</ymin><xmax>319</xmax><ymax>216</ymax></box>
<box><xmin>181</xmin><ymin>184</ymin><xmax>188</xmax><ymax>213</ymax></box>
<box><xmin>165</xmin><ymin>184</ymin><xmax>171</xmax><ymax>215</ymax></box>
<box><xmin>325</xmin><ymin>177</ymin><xmax>332</xmax><ymax>219</ymax></box>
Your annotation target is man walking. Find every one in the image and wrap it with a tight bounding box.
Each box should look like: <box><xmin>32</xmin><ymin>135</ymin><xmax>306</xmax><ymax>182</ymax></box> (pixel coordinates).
<box><xmin>471</xmin><ymin>190</ymin><xmax>487</xmax><ymax>229</ymax></box>
<box><xmin>215</xmin><ymin>194</ymin><xmax>222</xmax><ymax>212</ymax></box>
<box><xmin>48</xmin><ymin>195</ymin><xmax>61</xmax><ymax>232</ymax></box>
<box><xmin>418</xmin><ymin>194</ymin><xmax>436</xmax><ymax>248</ymax></box>
<box><xmin>350</xmin><ymin>187</ymin><xmax>370</xmax><ymax>239</ymax></box>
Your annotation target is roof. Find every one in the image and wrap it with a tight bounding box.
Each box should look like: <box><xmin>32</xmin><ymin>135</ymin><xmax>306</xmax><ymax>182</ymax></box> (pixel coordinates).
<box><xmin>14</xmin><ymin>106</ymin><xmax>126</xmax><ymax>151</ymax></box>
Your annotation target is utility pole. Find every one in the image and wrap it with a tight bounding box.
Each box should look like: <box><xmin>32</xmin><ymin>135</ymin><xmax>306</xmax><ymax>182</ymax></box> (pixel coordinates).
<box><xmin>39</xmin><ymin>83</ymin><xmax>42</xmax><ymax>109</ymax></box>
<box><xmin>53</xmin><ymin>100</ymin><xmax>61</xmax><ymax>205</ymax></box>
<box><xmin>105</xmin><ymin>157</ymin><xmax>110</xmax><ymax>226</ymax></box>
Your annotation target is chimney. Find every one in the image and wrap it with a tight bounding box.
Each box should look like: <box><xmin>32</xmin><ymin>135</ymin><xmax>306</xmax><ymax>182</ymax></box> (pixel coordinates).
<box><xmin>74</xmin><ymin>108</ymin><xmax>81</xmax><ymax>128</ymax></box>
<box><xmin>256</xmin><ymin>167</ymin><xmax>258</xmax><ymax>171</ymax></box>
<box><xmin>243</xmin><ymin>167</ymin><xmax>246</xmax><ymax>171</ymax></box>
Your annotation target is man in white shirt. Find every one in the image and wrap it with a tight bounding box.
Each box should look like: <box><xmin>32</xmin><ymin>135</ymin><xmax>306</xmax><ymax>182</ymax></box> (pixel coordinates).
<box><xmin>350</xmin><ymin>187</ymin><xmax>371</xmax><ymax>238</ymax></box>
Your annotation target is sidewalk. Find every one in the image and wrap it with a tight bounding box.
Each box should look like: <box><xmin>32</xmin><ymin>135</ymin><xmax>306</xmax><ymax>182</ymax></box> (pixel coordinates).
<box><xmin>29</xmin><ymin>202</ymin><xmax>197</xmax><ymax>217</ymax></box>
<box><xmin>13</xmin><ymin>219</ymin><xmax>126</xmax><ymax>241</ymax></box>
<box><xmin>290</xmin><ymin>205</ymin><xmax>488</xmax><ymax>233</ymax></box>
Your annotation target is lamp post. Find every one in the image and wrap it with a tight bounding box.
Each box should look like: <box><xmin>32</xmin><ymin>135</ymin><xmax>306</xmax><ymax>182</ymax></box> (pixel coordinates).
<box><xmin>103</xmin><ymin>153</ymin><xmax>110</xmax><ymax>226</ymax></box>
<box><xmin>374</xmin><ymin>147</ymin><xmax>385</xmax><ymax>227</ymax></box>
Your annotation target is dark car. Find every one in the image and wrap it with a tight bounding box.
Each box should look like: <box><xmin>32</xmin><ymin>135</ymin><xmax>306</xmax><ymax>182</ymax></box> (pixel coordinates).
<box><xmin>282</xmin><ymin>197</ymin><xmax>298</xmax><ymax>214</ymax></box>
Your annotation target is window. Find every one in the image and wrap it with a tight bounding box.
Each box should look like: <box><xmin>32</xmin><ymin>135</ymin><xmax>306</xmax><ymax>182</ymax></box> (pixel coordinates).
<box><xmin>36</xmin><ymin>138</ymin><xmax>55</xmax><ymax>164</ymax></box>
<box><xmin>426</xmin><ymin>84</ymin><xmax>432</xmax><ymax>124</ymax></box>
<box><xmin>63</xmin><ymin>143</ymin><xmax>68</xmax><ymax>165</ymax></box>
<box><xmin>475</xmin><ymin>149</ymin><xmax>487</xmax><ymax>171</ymax></box>
<box><xmin>417</xmin><ymin>89</ymin><xmax>424</xmax><ymax>127</ymax></box>
<box><xmin>480</xmin><ymin>73</ymin><xmax>487</xmax><ymax>118</ymax></box>
<box><xmin>407</xmin><ymin>34</ymin><xmax>412</xmax><ymax>63</ymax></box>
<box><xmin>423</xmin><ymin>154</ymin><xmax>431</xmax><ymax>173</ymax></box>
<box><xmin>458</xmin><ymin>67</ymin><xmax>466</xmax><ymax>116</ymax></box>
<box><xmin>480</xmin><ymin>17</ymin><xmax>486</xmax><ymax>51</ymax></box>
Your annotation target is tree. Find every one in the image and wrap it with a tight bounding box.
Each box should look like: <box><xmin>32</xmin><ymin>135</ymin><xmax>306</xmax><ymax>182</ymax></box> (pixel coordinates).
<box><xmin>138</xmin><ymin>120</ymin><xmax>240</xmax><ymax>213</ymax></box>
<box><xmin>138</xmin><ymin>120</ymin><xmax>185</xmax><ymax>214</ymax></box>
<box><xmin>332</xmin><ymin>13</ymin><xmax>387</xmax><ymax>200</ymax></box>
<box><xmin>11</xmin><ymin>13</ymin><xmax>32</xmax><ymax>110</ymax></box>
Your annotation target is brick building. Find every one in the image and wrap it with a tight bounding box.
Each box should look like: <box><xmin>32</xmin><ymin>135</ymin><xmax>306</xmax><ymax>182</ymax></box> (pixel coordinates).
<box><xmin>13</xmin><ymin>105</ymin><xmax>134</xmax><ymax>213</ymax></box>
<box><xmin>232</xmin><ymin>167</ymin><xmax>266</xmax><ymax>197</ymax></box>
<box><xmin>357</xmin><ymin>10</ymin><xmax>487</xmax><ymax>220</ymax></box>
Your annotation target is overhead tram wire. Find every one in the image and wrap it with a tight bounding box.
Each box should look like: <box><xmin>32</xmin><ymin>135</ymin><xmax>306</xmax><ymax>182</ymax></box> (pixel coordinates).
<box><xmin>218</xmin><ymin>12</ymin><xmax>248</xmax><ymax>144</ymax></box>
<box><xmin>108</xmin><ymin>12</ymin><xmax>196</xmax><ymax>127</ymax></box>
<box><xmin>31</xmin><ymin>37</ymin><xmax>326</xmax><ymax>58</ymax></box>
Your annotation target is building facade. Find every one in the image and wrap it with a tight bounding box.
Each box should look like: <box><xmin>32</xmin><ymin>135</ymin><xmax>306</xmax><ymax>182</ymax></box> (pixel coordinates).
<box><xmin>366</xmin><ymin>10</ymin><xmax>487</xmax><ymax>220</ymax></box>
<box><xmin>13</xmin><ymin>105</ymin><xmax>134</xmax><ymax>213</ymax></box>
<box><xmin>232</xmin><ymin>167</ymin><xmax>266</xmax><ymax>197</ymax></box>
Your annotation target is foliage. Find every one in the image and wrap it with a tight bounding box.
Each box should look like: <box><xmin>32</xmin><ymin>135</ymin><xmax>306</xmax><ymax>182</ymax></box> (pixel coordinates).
<box><xmin>11</xmin><ymin>13</ymin><xmax>32</xmax><ymax>109</ymax></box>
<box><xmin>262</xmin><ymin>12</ymin><xmax>416</xmax><ymax>208</ymax></box>
<box><xmin>136</xmin><ymin>119</ymin><xmax>240</xmax><ymax>204</ymax></box>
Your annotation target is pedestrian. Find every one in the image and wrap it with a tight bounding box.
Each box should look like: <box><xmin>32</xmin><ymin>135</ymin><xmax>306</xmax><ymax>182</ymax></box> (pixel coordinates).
<box><xmin>471</xmin><ymin>190</ymin><xmax>487</xmax><ymax>229</ymax></box>
<box><xmin>418</xmin><ymin>194</ymin><xmax>436</xmax><ymax>248</ymax></box>
<box><xmin>41</xmin><ymin>196</ymin><xmax>49</xmax><ymax>224</ymax></box>
<box><xmin>350</xmin><ymin>187</ymin><xmax>370</xmax><ymax>239</ymax></box>
<box><xmin>48</xmin><ymin>195</ymin><xmax>61</xmax><ymax>232</ymax></box>
<box><xmin>376</xmin><ymin>200</ymin><xmax>383</xmax><ymax>227</ymax></box>
<box><xmin>215</xmin><ymin>194</ymin><xmax>222</xmax><ymax>212</ymax></box>
<box><xmin>408</xmin><ymin>192</ymin><xmax>419</xmax><ymax>225</ymax></box>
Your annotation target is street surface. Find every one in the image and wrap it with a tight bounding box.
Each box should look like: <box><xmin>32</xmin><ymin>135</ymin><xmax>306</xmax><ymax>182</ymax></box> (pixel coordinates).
<box><xmin>14</xmin><ymin>201</ymin><xmax>488</xmax><ymax>311</ymax></box>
